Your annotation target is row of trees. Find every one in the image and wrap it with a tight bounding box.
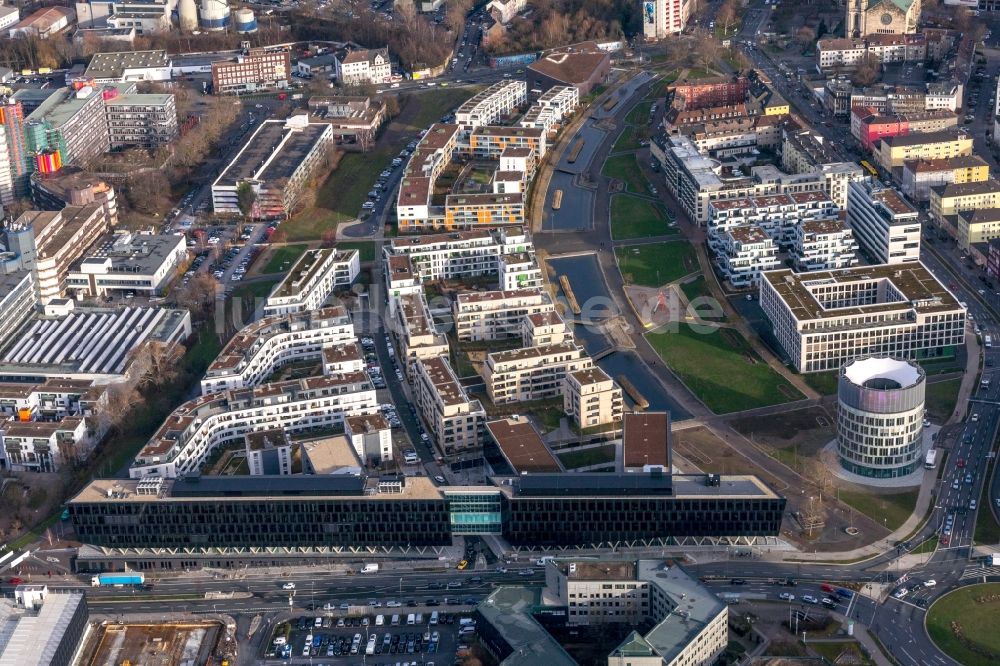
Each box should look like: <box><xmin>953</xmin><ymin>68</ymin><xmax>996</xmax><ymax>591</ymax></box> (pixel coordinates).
<box><xmin>292</xmin><ymin>4</ymin><xmax>452</xmax><ymax>71</ymax></box>
<box><xmin>483</xmin><ymin>0</ymin><xmax>638</xmax><ymax>56</ymax></box>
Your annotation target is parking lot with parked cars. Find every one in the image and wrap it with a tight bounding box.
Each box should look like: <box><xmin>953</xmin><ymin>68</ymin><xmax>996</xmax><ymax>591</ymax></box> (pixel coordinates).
<box><xmin>268</xmin><ymin>610</ymin><xmax>477</xmax><ymax>663</ymax></box>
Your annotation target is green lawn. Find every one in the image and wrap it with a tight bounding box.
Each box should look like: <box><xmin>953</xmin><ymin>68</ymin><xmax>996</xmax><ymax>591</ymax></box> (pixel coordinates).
<box><xmin>281</xmin><ymin>88</ymin><xmax>477</xmax><ymax>242</ymax></box>
<box><xmin>803</xmin><ymin>371</ymin><xmax>839</xmax><ymax>396</ymax></box>
<box><xmin>912</xmin><ymin>534</ymin><xmax>939</xmax><ymax>554</ymax></box>
<box><xmin>838</xmin><ymin>489</ymin><xmax>918</xmax><ymax>532</ymax></box>
<box><xmin>282</xmin><ymin>149</ymin><xmax>388</xmax><ymax>240</ymax></box>
<box><xmin>684</xmin><ymin>68</ymin><xmax>714</xmax><ymax>79</ymax></box>
<box><xmin>927</xmin><ymin>584</ymin><xmax>1000</xmax><ymax>666</ymax></box>
<box><xmin>532</xmin><ymin>405</ymin><xmax>565</xmax><ymax>432</ymax></box>
<box><xmin>612</xmin><ymin>125</ymin><xmax>644</xmax><ymax>152</ymax></box>
<box><xmin>647</xmin><ymin>73</ymin><xmax>678</xmax><ymax>98</ymax></box>
<box><xmin>616</xmin><ymin>242</ymin><xmax>697</xmax><ymax>287</ymax></box>
<box><xmin>646</xmin><ymin>324</ymin><xmax>805</xmax><ymax>414</ymax></box>
<box><xmin>610</xmin><ymin>195</ymin><xmax>675</xmax><ymax>240</ymax></box>
<box><xmin>680</xmin><ymin>277</ymin><xmax>726</xmax><ymax>321</ymax></box>
<box><xmin>557</xmin><ymin>445</ymin><xmax>617</xmax><ymax>469</ymax></box>
<box><xmin>975</xmin><ymin>460</ymin><xmax>1000</xmax><ymax>545</ymax></box>
<box><xmin>399</xmin><ymin>87</ymin><xmax>478</xmax><ymax>132</ymax></box>
<box><xmin>261</xmin><ymin>244</ymin><xmax>308</xmax><ymax>274</ymax></box>
<box><xmin>925</xmin><ymin>378</ymin><xmax>961</xmax><ymax>422</ymax></box>
<box><xmin>603</xmin><ymin>154</ymin><xmax>649</xmax><ymax>193</ymax></box>
<box><xmin>232</xmin><ymin>277</ymin><xmax>280</xmax><ymax>301</ymax></box>
<box><xmin>625</xmin><ymin>100</ymin><xmax>652</xmax><ymax>126</ymax></box>
<box><xmin>337</xmin><ymin>241</ymin><xmax>378</xmax><ymax>262</ymax></box>
<box><xmin>808</xmin><ymin>642</ymin><xmax>872</xmax><ymax>665</ymax></box>
<box><xmin>182</xmin><ymin>329</ymin><xmax>222</xmax><ymax>377</ymax></box>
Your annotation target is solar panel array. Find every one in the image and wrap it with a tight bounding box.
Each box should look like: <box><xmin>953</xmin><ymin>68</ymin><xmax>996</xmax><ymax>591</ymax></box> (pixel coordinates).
<box><xmin>2</xmin><ymin>307</ymin><xmax>168</xmax><ymax>374</ymax></box>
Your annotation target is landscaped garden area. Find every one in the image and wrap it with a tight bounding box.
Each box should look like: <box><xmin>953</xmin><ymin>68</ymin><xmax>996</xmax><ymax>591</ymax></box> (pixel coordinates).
<box><xmin>610</xmin><ymin>195</ymin><xmax>676</xmax><ymax>240</ymax></box>
<box><xmin>927</xmin><ymin>583</ymin><xmax>1000</xmax><ymax>666</ymax></box>
<box><xmin>615</xmin><ymin>242</ymin><xmax>698</xmax><ymax>287</ymax></box>
<box><xmin>603</xmin><ymin>154</ymin><xmax>650</xmax><ymax>193</ymax></box>
<box><xmin>646</xmin><ymin>324</ymin><xmax>804</xmax><ymax>413</ymax></box>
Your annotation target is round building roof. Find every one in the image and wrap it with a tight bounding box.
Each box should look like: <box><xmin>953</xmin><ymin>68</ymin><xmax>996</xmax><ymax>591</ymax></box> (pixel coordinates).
<box><xmin>842</xmin><ymin>356</ymin><xmax>923</xmax><ymax>390</ymax></box>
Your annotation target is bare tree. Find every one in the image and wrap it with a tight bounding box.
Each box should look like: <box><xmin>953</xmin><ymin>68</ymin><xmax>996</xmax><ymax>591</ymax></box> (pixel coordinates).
<box><xmin>446</xmin><ymin>0</ymin><xmax>472</xmax><ymax>32</ymax></box>
<box><xmin>716</xmin><ymin>0</ymin><xmax>738</xmax><ymax>36</ymax></box>
<box><xmin>795</xmin><ymin>25</ymin><xmax>817</xmax><ymax>49</ymax></box>
<box><xmin>396</xmin><ymin>0</ymin><xmax>417</xmax><ymax>25</ymax></box>
<box><xmin>129</xmin><ymin>340</ymin><xmax>183</xmax><ymax>391</ymax></box>
<box><xmin>88</xmin><ymin>383</ymin><xmax>137</xmax><ymax>436</ymax></box>
<box><xmin>176</xmin><ymin>273</ymin><xmax>220</xmax><ymax>319</ymax></box>
<box><xmin>851</xmin><ymin>52</ymin><xmax>881</xmax><ymax>87</ymax></box>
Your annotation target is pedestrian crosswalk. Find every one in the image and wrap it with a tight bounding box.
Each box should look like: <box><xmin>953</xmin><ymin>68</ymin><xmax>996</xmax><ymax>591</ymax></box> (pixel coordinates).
<box><xmin>960</xmin><ymin>565</ymin><xmax>1000</xmax><ymax>580</ymax></box>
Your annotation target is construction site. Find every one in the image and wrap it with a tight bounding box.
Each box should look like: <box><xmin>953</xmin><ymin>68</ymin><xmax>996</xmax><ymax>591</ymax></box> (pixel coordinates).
<box><xmin>81</xmin><ymin>620</ymin><xmax>229</xmax><ymax>666</ymax></box>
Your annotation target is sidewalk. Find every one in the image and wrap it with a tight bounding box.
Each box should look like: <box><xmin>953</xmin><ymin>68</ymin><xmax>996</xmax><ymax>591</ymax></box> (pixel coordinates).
<box><xmin>948</xmin><ymin>329</ymin><xmax>981</xmax><ymax>425</ymax></box>
<box><xmin>772</xmin><ymin>465</ymin><xmax>938</xmax><ymax>564</ymax></box>
<box><xmin>817</xmin><ymin>613</ymin><xmax>894</xmax><ymax>666</ymax></box>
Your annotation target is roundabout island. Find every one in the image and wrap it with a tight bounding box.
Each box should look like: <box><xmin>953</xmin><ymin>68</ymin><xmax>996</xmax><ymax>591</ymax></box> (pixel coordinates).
<box><xmin>926</xmin><ymin>583</ymin><xmax>1000</xmax><ymax>666</ymax></box>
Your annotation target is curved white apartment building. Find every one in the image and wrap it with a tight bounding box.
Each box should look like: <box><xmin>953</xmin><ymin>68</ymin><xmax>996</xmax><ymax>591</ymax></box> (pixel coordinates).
<box><xmin>200</xmin><ymin>306</ymin><xmax>355</xmax><ymax>395</ymax></box>
<box><xmin>131</xmin><ymin>372</ymin><xmax>378</xmax><ymax>479</ymax></box>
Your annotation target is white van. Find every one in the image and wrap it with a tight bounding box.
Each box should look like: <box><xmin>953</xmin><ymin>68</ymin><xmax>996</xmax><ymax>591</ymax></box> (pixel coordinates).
<box><xmin>407</xmin><ymin>613</ymin><xmax>416</xmax><ymax>625</ymax></box>
<box><xmin>415</xmin><ymin>613</ymin><xmax>424</xmax><ymax>625</ymax></box>
<box><xmin>430</xmin><ymin>611</ymin><xmax>439</xmax><ymax>625</ymax></box>
<box><xmin>376</xmin><ymin>614</ymin><xmax>385</xmax><ymax>626</ymax></box>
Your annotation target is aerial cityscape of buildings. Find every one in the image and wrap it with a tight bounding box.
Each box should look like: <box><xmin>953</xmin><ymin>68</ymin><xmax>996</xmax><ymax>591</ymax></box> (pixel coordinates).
<box><xmin>0</xmin><ymin>0</ymin><xmax>998</xmax><ymax>664</ymax></box>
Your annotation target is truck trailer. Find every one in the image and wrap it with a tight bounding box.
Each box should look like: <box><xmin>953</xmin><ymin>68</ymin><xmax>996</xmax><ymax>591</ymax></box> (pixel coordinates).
<box><xmin>91</xmin><ymin>572</ymin><xmax>145</xmax><ymax>587</ymax></box>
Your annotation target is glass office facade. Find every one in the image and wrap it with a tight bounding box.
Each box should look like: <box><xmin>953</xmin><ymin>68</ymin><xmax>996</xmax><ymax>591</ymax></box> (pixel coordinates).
<box><xmin>445</xmin><ymin>490</ymin><xmax>503</xmax><ymax>535</ymax></box>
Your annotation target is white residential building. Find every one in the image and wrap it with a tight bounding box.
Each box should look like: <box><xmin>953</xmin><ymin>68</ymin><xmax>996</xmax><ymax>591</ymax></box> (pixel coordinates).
<box><xmin>392</xmin><ymin>293</ymin><xmax>450</xmax><ymax>379</ymax></box>
<box><xmin>453</xmin><ymin>288</ymin><xmax>554</xmax><ymax>342</ymax></box>
<box><xmin>384</xmin><ymin>226</ymin><xmax>538</xmax><ymax>291</ymax></box>
<box><xmin>338</xmin><ymin>48</ymin><xmax>392</xmax><ymax>86</ymax></box>
<box><xmin>413</xmin><ymin>357</ymin><xmax>486</xmax><ymax>454</ymax></box>
<box><xmin>130</xmin><ymin>373</ymin><xmax>378</xmax><ymax>478</ymax></box>
<box><xmin>263</xmin><ymin>248</ymin><xmax>360</xmax><ymax>317</ymax></box>
<box><xmin>816</xmin><ymin>34</ymin><xmax>926</xmax><ymax>71</ymax></box>
<box><xmin>0</xmin><ymin>6</ymin><xmax>19</xmax><ymax>31</ymax></box>
<box><xmin>211</xmin><ymin>117</ymin><xmax>334</xmax><ymax>219</ymax></box>
<box><xmin>498</xmin><ymin>252</ymin><xmax>541</xmax><ymax>290</ymax></box>
<box><xmin>486</xmin><ymin>0</ymin><xmax>526</xmax><ymax>23</ymax></box>
<box><xmin>846</xmin><ymin>179</ymin><xmax>921</xmax><ymax>264</ymax></box>
<box><xmin>760</xmin><ymin>263</ymin><xmax>967</xmax><ymax>373</ymax></box>
<box><xmin>484</xmin><ymin>341</ymin><xmax>592</xmax><ymax>404</ymax></box>
<box><xmin>658</xmin><ymin>134</ymin><xmax>862</xmax><ymax>224</ymax></box>
<box><xmin>522</xmin><ymin>310</ymin><xmax>571</xmax><ymax>347</ymax></box>
<box><xmin>344</xmin><ymin>413</ymin><xmax>393</xmax><ymax>464</ymax></box>
<box><xmin>321</xmin><ymin>342</ymin><xmax>365</xmax><ymax>377</ymax></box>
<box><xmin>642</xmin><ymin>0</ymin><xmax>692</xmax><ymax>39</ymax></box>
<box><xmin>0</xmin><ymin>271</ymin><xmax>37</xmax><ymax>352</ymax></box>
<box><xmin>65</xmin><ymin>231</ymin><xmax>186</xmax><ymax>298</ymax></box>
<box><xmin>4</xmin><ymin>204</ymin><xmax>111</xmax><ymax>305</ymax></box>
<box><xmin>245</xmin><ymin>430</ymin><xmax>295</xmax><ymax>476</ymax></box>
<box><xmin>708</xmin><ymin>189</ymin><xmax>839</xmax><ymax>249</ymax></box>
<box><xmin>0</xmin><ymin>379</ymin><xmax>107</xmax><ymax>423</ymax></box>
<box><xmin>711</xmin><ymin>225</ymin><xmax>780</xmax><ymax>288</ymax></box>
<box><xmin>791</xmin><ymin>219</ymin><xmax>859</xmax><ymax>271</ymax></box>
<box><xmin>455</xmin><ymin>80</ymin><xmax>527</xmax><ymax>128</ymax></box>
<box><xmin>563</xmin><ymin>367</ymin><xmax>623</xmax><ymax>430</ymax></box>
<box><xmin>200</xmin><ymin>306</ymin><xmax>355</xmax><ymax>395</ymax></box>
<box><xmin>519</xmin><ymin>85</ymin><xmax>578</xmax><ymax>132</ymax></box>
<box><xmin>0</xmin><ymin>415</ymin><xmax>89</xmax><ymax>473</ymax></box>
<box><xmin>0</xmin><ymin>378</ymin><xmax>107</xmax><ymax>472</ymax></box>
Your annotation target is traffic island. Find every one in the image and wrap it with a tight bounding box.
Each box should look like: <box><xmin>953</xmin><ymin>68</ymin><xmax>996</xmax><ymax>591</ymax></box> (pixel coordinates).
<box><xmin>926</xmin><ymin>583</ymin><xmax>1000</xmax><ymax>666</ymax></box>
